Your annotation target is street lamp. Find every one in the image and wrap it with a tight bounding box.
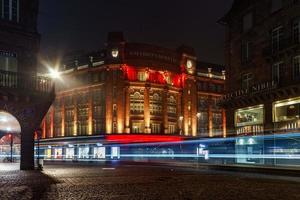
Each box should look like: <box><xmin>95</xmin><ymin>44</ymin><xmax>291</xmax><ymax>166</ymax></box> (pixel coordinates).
<box><xmin>8</xmin><ymin>133</ymin><xmax>13</xmax><ymax>163</ymax></box>
<box><xmin>49</xmin><ymin>68</ymin><xmax>61</xmax><ymax>79</ymax></box>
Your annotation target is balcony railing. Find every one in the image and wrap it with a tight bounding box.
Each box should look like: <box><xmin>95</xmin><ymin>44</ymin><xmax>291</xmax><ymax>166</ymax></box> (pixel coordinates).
<box><xmin>0</xmin><ymin>70</ymin><xmax>54</xmax><ymax>94</ymax></box>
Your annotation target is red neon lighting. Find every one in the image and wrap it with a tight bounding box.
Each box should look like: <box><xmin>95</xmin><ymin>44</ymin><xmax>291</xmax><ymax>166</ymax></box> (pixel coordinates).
<box><xmin>106</xmin><ymin>135</ymin><xmax>183</xmax><ymax>144</ymax></box>
<box><xmin>122</xmin><ymin>65</ymin><xmax>137</xmax><ymax>81</ymax></box>
<box><xmin>122</xmin><ymin>64</ymin><xmax>186</xmax><ymax>88</ymax></box>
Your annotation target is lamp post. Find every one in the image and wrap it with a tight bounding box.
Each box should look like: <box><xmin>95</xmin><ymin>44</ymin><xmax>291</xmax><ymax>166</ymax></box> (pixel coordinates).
<box><xmin>9</xmin><ymin>133</ymin><xmax>13</xmax><ymax>162</ymax></box>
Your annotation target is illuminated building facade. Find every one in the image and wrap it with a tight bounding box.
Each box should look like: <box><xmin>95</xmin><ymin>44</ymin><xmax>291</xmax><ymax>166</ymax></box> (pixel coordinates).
<box><xmin>39</xmin><ymin>32</ymin><xmax>225</xmax><ymax>159</ymax></box>
<box><xmin>220</xmin><ymin>0</ymin><xmax>300</xmax><ymax>136</ymax></box>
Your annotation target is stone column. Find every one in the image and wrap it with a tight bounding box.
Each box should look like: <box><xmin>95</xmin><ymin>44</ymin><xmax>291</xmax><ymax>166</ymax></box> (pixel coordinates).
<box><xmin>222</xmin><ymin>108</ymin><xmax>227</xmax><ymax>137</ymax></box>
<box><xmin>105</xmin><ymin>70</ymin><xmax>113</xmax><ymax>134</ymax></box>
<box><xmin>20</xmin><ymin>128</ymin><xmax>35</xmax><ymax>170</ymax></box>
<box><xmin>264</xmin><ymin>102</ymin><xmax>273</xmax><ymax>134</ymax></box>
<box><xmin>177</xmin><ymin>92</ymin><xmax>182</xmax><ymax>135</ymax></box>
<box><xmin>162</xmin><ymin>87</ymin><xmax>168</xmax><ymax>134</ymax></box>
<box><xmin>88</xmin><ymin>93</ymin><xmax>93</xmax><ymax>135</ymax></box>
<box><xmin>50</xmin><ymin>106</ymin><xmax>54</xmax><ymax>138</ymax></box>
<box><xmin>74</xmin><ymin>96</ymin><xmax>78</xmax><ymax>136</ymax></box>
<box><xmin>61</xmin><ymin>99</ymin><xmax>65</xmax><ymax>137</ymax></box>
<box><xmin>124</xmin><ymin>86</ymin><xmax>130</xmax><ymax>133</ymax></box>
<box><xmin>144</xmin><ymin>85</ymin><xmax>151</xmax><ymax>133</ymax></box>
<box><xmin>42</xmin><ymin>119</ymin><xmax>46</xmax><ymax>139</ymax></box>
<box><xmin>208</xmin><ymin>96</ymin><xmax>213</xmax><ymax>137</ymax></box>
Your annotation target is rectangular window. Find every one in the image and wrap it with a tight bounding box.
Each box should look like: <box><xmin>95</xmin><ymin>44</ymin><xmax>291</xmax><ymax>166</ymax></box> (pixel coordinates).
<box><xmin>132</xmin><ymin>122</ymin><xmax>144</xmax><ymax>133</ymax></box>
<box><xmin>271</xmin><ymin>26</ymin><xmax>283</xmax><ymax>53</ymax></box>
<box><xmin>3</xmin><ymin>0</ymin><xmax>9</xmax><ymax>20</ymax></box>
<box><xmin>212</xmin><ymin>112</ymin><xmax>223</xmax><ymax>136</ymax></box>
<box><xmin>65</xmin><ymin>122</ymin><xmax>74</xmax><ymax>136</ymax></box>
<box><xmin>0</xmin><ymin>0</ymin><xmax>2</xmax><ymax>18</ymax></box>
<box><xmin>272</xmin><ymin>62</ymin><xmax>283</xmax><ymax>83</ymax></box>
<box><xmin>11</xmin><ymin>0</ymin><xmax>18</xmax><ymax>22</ymax></box>
<box><xmin>137</xmin><ymin>71</ymin><xmax>147</xmax><ymax>81</ymax></box>
<box><xmin>274</xmin><ymin>97</ymin><xmax>300</xmax><ymax>122</ymax></box>
<box><xmin>197</xmin><ymin>112</ymin><xmax>208</xmax><ymax>136</ymax></box>
<box><xmin>241</xmin><ymin>41</ymin><xmax>251</xmax><ymax>63</ymax></box>
<box><xmin>168</xmin><ymin>124</ymin><xmax>176</xmax><ymax>134</ymax></box>
<box><xmin>235</xmin><ymin>105</ymin><xmax>264</xmax><ymax>127</ymax></box>
<box><xmin>293</xmin><ymin>18</ymin><xmax>300</xmax><ymax>44</ymax></box>
<box><xmin>151</xmin><ymin>123</ymin><xmax>161</xmax><ymax>134</ymax></box>
<box><xmin>0</xmin><ymin>51</ymin><xmax>17</xmax><ymax>72</ymax></box>
<box><xmin>242</xmin><ymin>12</ymin><xmax>253</xmax><ymax>32</ymax></box>
<box><xmin>241</xmin><ymin>73</ymin><xmax>253</xmax><ymax>89</ymax></box>
<box><xmin>93</xmin><ymin>119</ymin><xmax>105</xmax><ymax>133</ymax></box>
<box><xmin>294</xmin><ymin>55</ymin><xmax>300</xmax><ymax>78</ymax></box>
<box><xmin>271</xmin><ymin>0</ymin><xmax>282</xmax><ymax>13</ymax></box>
<box><xmin>1</xmin><ymin>0</ymin><xmax>18</xmax><ymax>22</ymax></box>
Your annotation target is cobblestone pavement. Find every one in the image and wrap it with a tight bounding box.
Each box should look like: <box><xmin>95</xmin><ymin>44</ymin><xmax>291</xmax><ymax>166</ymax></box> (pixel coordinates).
<box><xmin>1</xmin><ymin>162</ymin><xmax>300</xmax><ymax>200</ymax></box>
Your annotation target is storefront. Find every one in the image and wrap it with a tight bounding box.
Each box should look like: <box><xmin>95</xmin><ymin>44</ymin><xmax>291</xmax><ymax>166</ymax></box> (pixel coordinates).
<box><xmin>235</xmin><ymin>105</ymin><xmax>264</xmax><ymax>135</ymax></box>
<box><xmin>273</xmin><ymin>97</ymin><xmax>300</xmax><ymax>131</ymax></box>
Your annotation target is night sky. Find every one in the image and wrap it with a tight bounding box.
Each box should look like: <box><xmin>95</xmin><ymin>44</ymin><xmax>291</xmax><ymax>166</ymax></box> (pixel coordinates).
<box><xmin>38</xmin><ymin>0</ymin><xmax>233</xmax><ymax>65</ymax></box>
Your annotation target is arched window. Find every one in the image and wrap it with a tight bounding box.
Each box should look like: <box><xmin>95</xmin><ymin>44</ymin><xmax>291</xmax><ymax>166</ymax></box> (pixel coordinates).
<box><xmin>133</xmin><ymin>92</ymin><xmax>141</xmax><ymax>99</ymax></box>
<box><xmin>153</xmin><ymin>93</ymin><xmax>160</xmax><ymax>101</ymax></box>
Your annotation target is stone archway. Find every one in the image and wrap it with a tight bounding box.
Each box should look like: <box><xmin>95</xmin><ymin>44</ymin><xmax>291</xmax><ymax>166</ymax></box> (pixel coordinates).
<box><xmin>0</xmin><ymin>92</ymin><xmax>54</xmax><ymax>170</ymax></box>
<box><xmin>0</xmin><ymin>111</ymin><xmax>21</xmax><ymax>164</ymax></box>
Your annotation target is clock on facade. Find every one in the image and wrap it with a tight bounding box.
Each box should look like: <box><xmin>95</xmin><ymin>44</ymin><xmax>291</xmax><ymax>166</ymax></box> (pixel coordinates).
<box><xmin>111</xmin><ymin>49</ymin><xmax>119</xmax><ymax>58</ymax></box>
<box><xmin>186</xmin><ymin>59</ymin><xmax>194</xmax><ymax>74</ymax></box>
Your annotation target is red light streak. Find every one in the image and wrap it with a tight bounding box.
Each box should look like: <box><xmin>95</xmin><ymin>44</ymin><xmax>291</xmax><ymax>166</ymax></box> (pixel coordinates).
<box><xmin>106</xmin><ymin>134</ymin><xmax>183</xmax><ymax>144</ymax></box>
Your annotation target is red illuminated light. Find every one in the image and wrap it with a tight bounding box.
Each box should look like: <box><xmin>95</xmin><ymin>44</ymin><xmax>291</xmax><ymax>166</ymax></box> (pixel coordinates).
<box><xmin>122</xmin><ymin>64</ymin><xmax>186</xmax><ymax>88</ymax></box>
<box><xmin>106</xmin><ymin>134</ymin><xmax>183</xmax><ymax>144</ymax></box>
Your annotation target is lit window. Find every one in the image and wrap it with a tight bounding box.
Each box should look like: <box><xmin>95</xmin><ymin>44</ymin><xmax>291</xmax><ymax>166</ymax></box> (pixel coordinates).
<box><xmin>212</xmin><ymin>112</ymin><xmax>223</xmax><ymax>136</ymax></box>
<box><xmin>197</xmin><ymin>111</ymin><xmax>208</xmax><ymax>136</ymax></box>
<box><xmin>137</xmin><ymin>71</ymin><xmax>147</xmax><ymax>81</ymax></box>
<box><xmin>235</xmin><ymin>105</ymin><xmax>264</xmax><ymax>127</ymax></box>
<box><xmin>274</xmin><ymin>97</ymin><xmax>300</xmax><ymax>122</ymax></box>
<box><xmin>151</xmin><ymin>123</ymin><xmax>161</xmax><ymax>134</ymax></box>
<box><xmin>132</xmin><ymin>122</ymin><xmax>144</xmax><ymax>133</ymax></box>
<box><xmin>168</xmin><ymin>124</ymin><xmax>176</xmax><ymax>134</ymax></box>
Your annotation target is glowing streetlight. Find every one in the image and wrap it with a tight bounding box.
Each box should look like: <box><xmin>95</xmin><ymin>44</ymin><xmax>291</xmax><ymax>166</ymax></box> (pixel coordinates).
<box><xmin>49</xmin><ymin>68</ymin><xmax>61</xmax><ymax>79</ymax></box>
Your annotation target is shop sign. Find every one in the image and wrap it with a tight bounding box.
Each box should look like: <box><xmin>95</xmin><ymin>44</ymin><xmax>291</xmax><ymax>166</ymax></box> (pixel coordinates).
<box><xmin>224</xmin><ymin>81</ymin><xmax>277</xmax><ymax>100</ymax></box>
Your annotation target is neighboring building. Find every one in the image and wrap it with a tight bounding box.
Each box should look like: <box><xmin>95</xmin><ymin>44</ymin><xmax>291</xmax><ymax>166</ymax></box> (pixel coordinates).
<box><xmin>220</xmin><ymin>0</ymin><xmax>300</xmax><ymax>136</ymax></box>
<box><xmin>39</xmin><ymin>32</ymin><xmax>226</xmax><ymax>159</ymax></box>
<box><xmin>0</xmin><ymin>0</ymin><xmax>54</xmax><ymax>169</ymax></box>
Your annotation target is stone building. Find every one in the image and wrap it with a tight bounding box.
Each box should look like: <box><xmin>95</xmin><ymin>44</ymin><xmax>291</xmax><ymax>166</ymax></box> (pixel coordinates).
<box><xmin>0</xmin><ymin>0</ymin><xmax>54</xmax><ymax>169</ymax></box>
<box><xmin>39</xmin><ymin>32</ymin><xmax>226</xmax><ymax>159</ymax></box>
<box><xmin>220</xmin><ymin>0</ymin><xmax>300</xmax><ymax>136</ymax></box>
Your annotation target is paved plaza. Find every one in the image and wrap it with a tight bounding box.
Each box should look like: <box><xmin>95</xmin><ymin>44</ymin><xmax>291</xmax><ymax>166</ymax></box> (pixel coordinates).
<box><xmin>1</xmin><ymin>162</ymin><xmax>300</xmax><ymax>200</ymax></box>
